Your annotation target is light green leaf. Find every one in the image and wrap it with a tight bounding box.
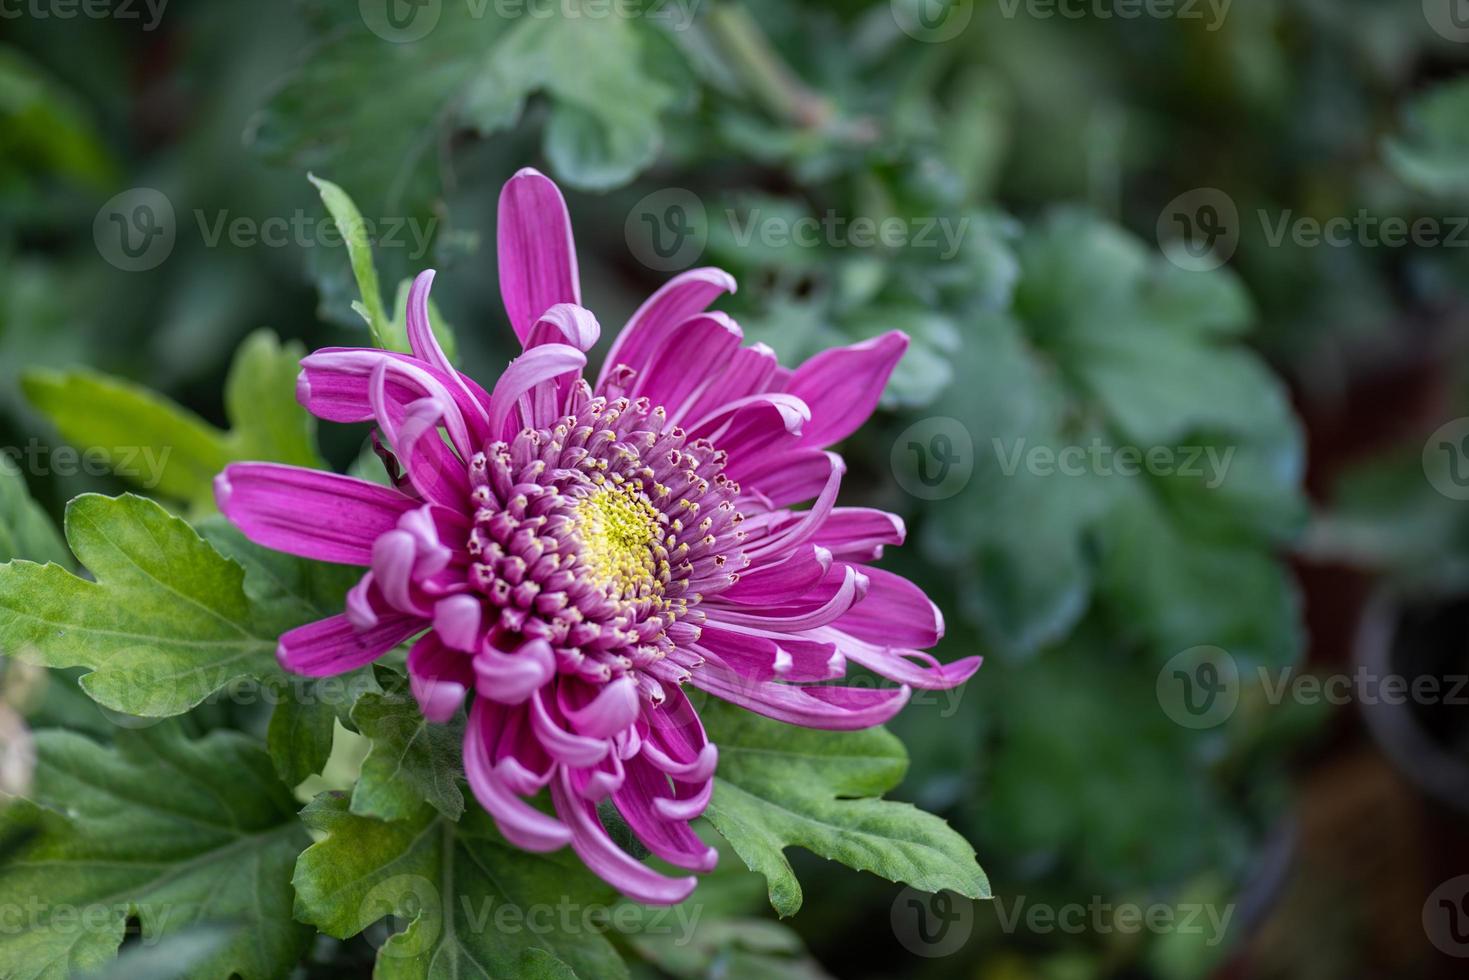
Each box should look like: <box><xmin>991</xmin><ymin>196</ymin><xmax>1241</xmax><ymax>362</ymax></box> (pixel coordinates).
<box><xmin>22</xmin><ymin>329</ymin><xmax>321</xmax><ymax>513</ymax></box>
<box><xmin>0</xmin><ymin>494</ymin><xmax>278</xmax><ymax>717</ymax></box>
<box><xmin>0</xmin><ymin>457</ymin><xmax>68</xmax><ymax>568</ymax></box>
<box><xmin>350</xmin><ymin>677</ymin><xmax>465</xmax><ymax>822</ymax></box>
<box><xmin>292</xmin><ymin>794</ymin><xmax>630</xmax><ymax>980</ymax></box>
<box><xmin>310</xmin><ymin>173</ymin><xmax>392</xmax><ymax>347</ymax></box>
<box><xmin>0</xmin><ymin>724</ymin><xmax>311</xmax><ymax>980</ymax></box>
<box><xmin>699</xmin><ymin>698</ymin><xmax>989</xmax><ymax>918</ymax></box>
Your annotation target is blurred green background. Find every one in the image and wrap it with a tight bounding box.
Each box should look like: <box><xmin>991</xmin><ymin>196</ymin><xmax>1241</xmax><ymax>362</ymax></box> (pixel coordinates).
<box><xmin>6</xmin><ymin>0</ymin><xmax>1469</xmax><ymax>976</ymax></box>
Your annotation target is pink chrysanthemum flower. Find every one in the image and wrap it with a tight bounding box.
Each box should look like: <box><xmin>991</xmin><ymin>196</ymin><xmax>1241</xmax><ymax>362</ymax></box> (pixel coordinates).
<box><xmin>215</xmin><ymin>169</ymin><xmax>980</xmax><ymax>904</ymax></box>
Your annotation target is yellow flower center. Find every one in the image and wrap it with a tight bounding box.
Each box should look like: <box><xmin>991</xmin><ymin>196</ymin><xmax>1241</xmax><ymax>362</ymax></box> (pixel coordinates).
<box><xmin>571</xmin><ymin>484</ymin><xmax>667</xmax><ymax>602</ymax></box>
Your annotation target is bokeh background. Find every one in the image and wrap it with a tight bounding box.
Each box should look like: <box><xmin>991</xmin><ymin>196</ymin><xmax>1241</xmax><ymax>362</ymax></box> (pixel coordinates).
<box><xmin>5</xmin><ymin>0</ymin><xmax>1469</xmax><ymax>976</ymax></box>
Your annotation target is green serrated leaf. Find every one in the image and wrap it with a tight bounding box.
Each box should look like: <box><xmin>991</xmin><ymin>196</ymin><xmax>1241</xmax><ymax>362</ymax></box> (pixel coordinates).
<box><xmin>22</xmin><ymin>329</ymin><xmax>321</xmax><ymax>513</ymax></box>
<box><xmin>0</xmin><ymin>494</ymin><xmax>278</xmax><ymax>717</ymax></box>
<box><xmin>0</xmin><ymin>724</ymin><xmax>310</xmax><ymax>980</ymax></box>
<box><xmin>699</xmin><ymin>699</ymin><xmax>989</xmax><ymax>918</ymax></box>
<box><xmin>350</xmin><ymin>682</ymin><xmax>465</xmax><ymax>822</ymax></box>
<box><xmin>292</xmin><ymin>794</ymin><xmax>630</xmax><ymax>980</ymax></box>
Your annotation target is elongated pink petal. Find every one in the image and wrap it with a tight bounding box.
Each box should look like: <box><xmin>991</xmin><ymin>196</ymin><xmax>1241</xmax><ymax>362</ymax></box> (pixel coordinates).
<box><xmin>733</xmin><ymin>448</ymin><xmax>839</xmax><ymax>509</ymax></box>
<box><xmin>678</xmin><ymin>341</ymin><xmax>778</xmax><ymax>425</ymax></box>
<box><xmin>215</xmin><ymin>464</ymin><xmax>414</xmax><ymax>566</ymax></box>
<box><xmin>722</xmin><ymin>545</ymin><xmax>832</xmax><ymax>603</ymax></box>
<box><xmin>639</xmin><ymin>688</ymin><xmax>718</xmax><ymax>783</ymax></box>
<box><xmin>785</xmin><ymin>331</ymin><xmax>908</xmax><ymax>448</ymax></box>
<box><xmin>819</xmin><ymin>630</ymin><xmax>982</xmax><ymax>691</ymax></box>
<box><xmin>632</xmin><ymin>312</ymin><xmax>742</xmax><ymax>412</ymax></box>
<box><xmin>277</xmin><ymin>612</ymin><xmax>423</xmax><ymax>677</ymax></box>
<box><xmin>499</xmin><ymin>168</ymin><xmax>581</xmax><ymax>343</ymax></box>
<box><xmin>552</xmin><ymin>769</ymin><xmax>698</xmax><ymax>905</ymax></box>
<box><xmin>834</xmin><ymin>565</ymin><xmax>945</xmax><ymax>648</ymax></box>
<box><xmin>812</xmin><ymin>508</ymin><xmax>906</xmax><ymax>561</ymax></box>
<box><xmin>530</xmin><ymin>688</ymin><xmax>609</xmax><ymax>766</ymax></box>
<box><xmin>598</xmin><ymin>267</ymin><xmax>736</xmax><ymax>386</ymax></box>
<box><xmin>689</xmin><ymin>660</ymin><xmax>910</xmax><ymax>730</ymax></box>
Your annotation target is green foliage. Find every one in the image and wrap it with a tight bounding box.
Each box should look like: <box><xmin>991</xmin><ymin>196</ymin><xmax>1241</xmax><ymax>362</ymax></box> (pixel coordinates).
<box><xmin>1384</xmin><ymin>78</ymin><xmax>1469</xmax><ymax>199</ymax></box>
<box><xmin>22</xmin><ymin>330</ymin><xmax>321</xmax><ymax>513</ymax></box>
<box><xmin>701</xmin><ymin>698</ymin><xmax>989</xmax><ymax>918</ymax></box>
<box><xmin>292</xmin><ymin>794</ymin><xmax>628</xmax><ymax>979</ymax></box>
<box><xmin>0</xmin><ymin>724</ymin><xmax>311</xmax><ymax>980</ymax></box>
<box><xmin>0</xmin><ymin>494</ymin><xmax>282</xmax><ymax>717</ymax></box>
<box><xmin>0</xmin><ymin>459</ymin><xmax>68</xmax><ymax>568</ymax></box>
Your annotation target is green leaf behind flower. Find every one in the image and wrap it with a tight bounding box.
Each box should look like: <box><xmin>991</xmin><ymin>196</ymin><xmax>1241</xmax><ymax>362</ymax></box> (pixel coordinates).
<box><xmin>0</xmin><ymin>724</ymin><xmax>310</xmax><ymax>980</ymax></box>
<box><xmin>699</xmin><ymin>698</ymin><xmax>989</xmax><ymax>918</ymax></box>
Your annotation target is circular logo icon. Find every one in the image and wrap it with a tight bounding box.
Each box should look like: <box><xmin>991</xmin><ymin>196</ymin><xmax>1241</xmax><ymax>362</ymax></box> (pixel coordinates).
<box><xmin>1423</xmin><ymin>418</ymin><xmax>1469</xmax><ymax>500</ymax></box>
<box><xmin>93</xmin><ymin>188</ymin><xmax>175</xmax><ymax>272</ymax></box>
<box><xmin>360</xmin><ymin>0</ymin><xmax>442</xmax><ymax>43</ymax></box>
<box><xmin>891</xmin><ymin>887</ymin><xmax>973</xmax><ymax>957</ymax></box>
<box><xmin>892</xmin><ymin>0</ymin><xmax>974</xmax><ymax>43</ymax></box>
<box><xmin>1425</xmin><ymin>0</ymin><xmax>1469</xmax><ymax>43</ymax></box>
<box><xmin>1157</xmin><ymin>646</ymin><xmax>1240</xmax><ymax>730</ymax></box>
<box><xmin>1157</xmin><ymin>188</ymin><xmax>1239</xmax><ymax>272</ymax></box>
<box><xmin>891</xmin><ymin>417</ymin><xmax>974</xmax><ymax>501</ymax></box>
<box><xmin>360</xmin><ymin>874</ymin><xmax>442</xmax><ymax>957</ymax></box>
<box><xmin>625</xmin><ymin>188</ymin><xmax>708</xmax><ymax>272</ymax></box>
<box><xmin>1424</xmin><ymin>875</ymin><xmax>1469</xmax><ymax>957</ymax></box>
